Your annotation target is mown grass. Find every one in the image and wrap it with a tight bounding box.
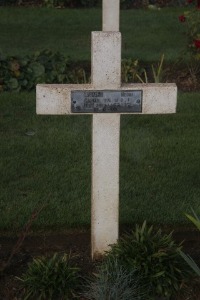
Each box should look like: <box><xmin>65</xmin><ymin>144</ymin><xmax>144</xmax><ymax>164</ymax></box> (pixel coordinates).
<box><xmin>0</xmin><ymin>7</ymin><xmax>186</xmax><ymax>61</ymax></box>
<box><xmin>0</xmin><ymin>7</ymin><xmax>199</xmax><ymax>231</ymax></box>
<box><xmin>0</xmin><ymin>92</ymin><xmax>200</xmax><ymax>230</ymax></box>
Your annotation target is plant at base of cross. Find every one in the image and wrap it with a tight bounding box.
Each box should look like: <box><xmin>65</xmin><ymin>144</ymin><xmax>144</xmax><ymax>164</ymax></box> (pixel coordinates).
<box><xmin>18</xmin><ymin>253</ymin><xmax>80</xmax><ymax>300</ymax></box>
<box><xmin>83</xmin><ymin>256</ymin><xmax>147</xmax><ymax>300</ymax></box>
<box><xmin>178</xmin><ymin>0</ymin><xmax>200</xmax><ymax>61</ymax></box>
<box><xmin>106</xmin><ymin>221</ymin><xmax>194</xmax><ymax>299</ymax></box>
<box><xmin>180</xmin><ymin>208</ymin><xmax>200</xmax><ymax>277</ymax></box>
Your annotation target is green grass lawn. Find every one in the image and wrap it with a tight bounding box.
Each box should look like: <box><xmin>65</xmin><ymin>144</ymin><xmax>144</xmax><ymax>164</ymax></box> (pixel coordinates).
<box><xmin>0</xmin><ymin>92</ymin><xmax>200</xmax><ymax>231</ymax></box>
<box><xmin>0</xmin><ymin>7</ymin><xmax>199</xmax><ymax>231</ymax></box>
<box><xmin>0</xmin><ymin>7</ymin><xmax>186</xmax><ymax>62</ymax></box>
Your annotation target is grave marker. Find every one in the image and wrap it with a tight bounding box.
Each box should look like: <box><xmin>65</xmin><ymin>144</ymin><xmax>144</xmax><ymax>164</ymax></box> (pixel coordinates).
<box><xmin>36</xmin><ymin>0</ymin><xmax>177</xmax><ymax>259</ymax></box>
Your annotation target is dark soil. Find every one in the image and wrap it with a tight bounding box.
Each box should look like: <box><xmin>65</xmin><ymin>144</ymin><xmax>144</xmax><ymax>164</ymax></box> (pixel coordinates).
<box><xmin>0</xmin><ymin>228</ymin><xmax>200</xmax><ymax>300</ymax></box>
<box><xmin>165</xmin><ymin>64</ymin><xmax>200</xmax><ymax>92</ymax></box>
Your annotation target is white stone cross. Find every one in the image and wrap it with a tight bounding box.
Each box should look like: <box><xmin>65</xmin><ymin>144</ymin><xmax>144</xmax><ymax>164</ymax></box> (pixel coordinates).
<box><xmin>36</xmin><ymin>0</ymin><xmax>177</xmax><ymax>259</ymax></box>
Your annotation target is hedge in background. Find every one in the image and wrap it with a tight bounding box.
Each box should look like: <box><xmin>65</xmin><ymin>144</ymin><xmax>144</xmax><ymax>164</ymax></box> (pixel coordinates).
<box><xmin>0</xmin><ymin>0</ymin><xmax>188</xmax><ymax>8</ymax></box>
<box><xmin>0</xmin><ymin>0</ymin><xmax>127</xmax><ymax>7</ymax></box>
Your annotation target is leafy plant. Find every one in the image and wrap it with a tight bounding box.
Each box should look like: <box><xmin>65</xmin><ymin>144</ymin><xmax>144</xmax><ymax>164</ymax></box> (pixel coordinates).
<box><xmin>180</xmin><ymin>209</ymin><xmax>200</xmax><ymax>277</ymax></box>
<box><xmin>121</xmin><ymin>59</ymin><xmax>147</xmax><ymax>83</ymax></box>
<box><xmin>18</xmin><ymin>253</ymin><xmax>80</xmax><ymax>300</ymax></box>
<box><xmin>107</xmin><ymin>221</ymin><xmax>192</xmax><ymax>299</ymax></box>
<box><xmin>185</xmin><ymin>208</ymin><xmax>200</xmax><ymax>231</ymax></box>
<box><xmin>122</xmin><ymin>55</ymin><xmax>165</xmax><ymax>84</ymax></box>
<box><xmin>0</xmin><ymin>49</ymin><xmax>90</xmax><ymax>92</ymax></box>
<box><xmin>178</xmin><ymin>1</ymin><xmax>200</xmax><ymax>60</ymax></box>
<box><xmin>151</xmin><ymin>53</ymin><xmax>165</xmax><ymax>83</ymax></box>
<box><xmin>83</xmin><ymin>257</ymin><xmax>146</xmax><ymax>300</ymax></box>
<box><xmin>179</xmin><ymin>250</ymin><xmax>200</xmax><ymax>277</ymax></box>
<box><xmin>178</xmin><ymin>1</ymin><xmax>200</xmax><ymax>85</ymax></box>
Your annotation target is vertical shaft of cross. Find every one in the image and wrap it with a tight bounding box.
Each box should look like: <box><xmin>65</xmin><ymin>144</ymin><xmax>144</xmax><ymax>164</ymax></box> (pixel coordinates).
<box><xmin>103</xmin><ymin>0</ymin><xmax>120</xmax><ymax>31</ymax></box>
<box><xmin>92</xmin><ymin>114</ymin><xmax>120</xmax><ymax>258</ymax></box>
<box><xmin>91</xmin><ymin>1</ymin><xmax>121</xmax><ymax>258</ymax></box>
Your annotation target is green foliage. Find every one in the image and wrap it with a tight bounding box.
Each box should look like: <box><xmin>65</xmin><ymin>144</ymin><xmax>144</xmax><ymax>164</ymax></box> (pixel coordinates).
<box><xmin>180</xmin><ymin>209</ymin><xmax>200</xmax><ymax>277</ymax></box>
<box><xmin>42</xmin><ymin>0</ymin><xmax>138</xmax><ymax>8</ymax></box>
<box><xmin>180</xmin><ymin>250</ymin><xmax>200</xmax><ymax>277</ymax></box>
<box><xmin>0</xmin><ymin>49</ymin><xmax>90</xmax><ymax>91</ymax></box>
<box><xmin>42</xmin><ymin>0</ymin><xmax>99</xmax><ymax>8</ymax></box>
<box><xmin>121</xmin><ymin>59</ymin><xmax>146</xmax><ymax>83</ymax></box>
<box><xmin>41</xmin><ymin>0</ymin><xmax>170</xmax><ymax>9</ymax></box>
<box><xmin>83</xmin><ymin>257</ymin><xmax>146</xmax><ymax>300</ymax></box>
<box><xmin>185</xmin><ymin>208</ymin><xmax>200</xmax><ymax>231</ymax></box>
<box><xmin>179</xmin><ymin>2</ymin><xmax>200</xmax><ymax>60</ymax></box>
<box><xmin>1</xmin><ymin>50</ymin><xmax>167</xmax><ymax>91</ymax></box>
<box><xmin>18</xmin><ymin>253</ymin><xmax>80</xmax><ymax>300</ymax></box>
<box><xmin>40</xmin><ymin>0</ymin><xmax>167</xmax><ymax>9</ymax></box>
<box><xmin>151</xmin><ymin>53</ymin><xmax>165</xmax><ymax>83</ymax></box>
<box><xmin>107</xmin><ymin>221</ymin><xmax>192</xmax><ymax>299</ymax></box>
<box><xmin>121</xmin><ymin>55</ymin><xmax>165</xmax><ymax>83</ymax></box>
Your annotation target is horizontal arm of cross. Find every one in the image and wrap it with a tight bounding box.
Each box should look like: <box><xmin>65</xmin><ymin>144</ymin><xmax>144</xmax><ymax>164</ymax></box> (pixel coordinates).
<box><xmin>36</xmin><ymin>83</ymin><xmax>177</xmax><ymax>115</ymax></box>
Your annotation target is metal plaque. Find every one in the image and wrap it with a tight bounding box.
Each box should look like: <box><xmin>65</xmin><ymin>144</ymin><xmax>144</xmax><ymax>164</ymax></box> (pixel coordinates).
<box><xmin>71</xmin><ymin>90</ymin><xmax>142</xmax><ymax>113</ymax></box>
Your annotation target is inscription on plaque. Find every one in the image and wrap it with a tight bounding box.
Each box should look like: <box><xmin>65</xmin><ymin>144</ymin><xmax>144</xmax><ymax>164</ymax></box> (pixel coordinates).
<box><xmin>71</xmin><ymin>90</ymin><xmax>142</xmax><ymax>113</ymax></box>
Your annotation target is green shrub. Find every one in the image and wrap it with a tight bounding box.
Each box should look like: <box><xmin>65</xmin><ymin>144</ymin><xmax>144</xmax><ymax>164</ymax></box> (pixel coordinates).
<box><xmin>107</xmin><ymin>221</ymin><xmax>193</xmax><ymax>299</ymax></box>
<box><xmin>0</xmin><ymin>50</ymin><xmax>167</xmax><ymax>92</ymax></box>
<box><xmin>42</xmin><ymin>0</ymin><xmax>99</xmax><ymax>8</ymax></box>
<box><xmin>18</xmin><ymin>253</ymin><xmax>80</xmax><ymax>300</ymax></box>
<box><xmin>122</xmin><ymin>58</ymin><xmax>146</xmax><ymax>83</ymax></box>
<box><xmin>83</xmin><ymin>257</ymin><xmax>146</xmax><ymax>300</ymax></box>
<box><xmin>178</xmin><ymin>1</ymin><xmax>200</xmax><ymax>61</ymax></box>
<box><xmin>42</xmin><ymin>0</ymin><xmax>136</xmax><ymax>8</ymax></box>
<box><xmin>121</xmin><ymin>54</ymin><xmax>166</xmax><ymax>84</ymax></box>
<box><xmin>0</xmin><ymin>49</ymin><xmax>90</xmax><ymax>91</ymax></box>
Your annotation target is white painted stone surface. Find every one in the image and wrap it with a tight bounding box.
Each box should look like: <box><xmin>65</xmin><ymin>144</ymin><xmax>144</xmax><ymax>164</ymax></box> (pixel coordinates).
<box><xmin>36</xmin><ymin>83</ymin><xmax>177</xmax><ymax>115</ymax></box>
<box><xmin>92</xmin><ymin>114</ymin><xmax>120</xmax><ymax>258</ymax></box>
<box><xmin>92</xmin><ymin>32</ymin><xmax>121</xmax><ymax>89</ymax></box>
<box><xmin>103</xmin><ymin>0</ymin><xmax>120</xmax><ymax>31</ymax></box>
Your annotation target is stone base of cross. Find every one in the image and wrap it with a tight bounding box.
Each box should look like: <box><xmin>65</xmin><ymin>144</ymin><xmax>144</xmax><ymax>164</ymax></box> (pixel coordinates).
<box><xmin>36</xmin><ymin>1</ymin><xmax>177</xmax><ymax>259</ymax></box>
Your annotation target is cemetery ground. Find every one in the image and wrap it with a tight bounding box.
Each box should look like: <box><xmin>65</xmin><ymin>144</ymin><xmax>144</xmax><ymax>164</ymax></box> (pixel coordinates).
<box><xmin>1</xmin><ymin>92</ymin><xmax>200</xmax><ymax>299</ymax></box>
<box><xmin>0</xmin><ymin>6</ymin><xmax>200</xmax><ymax>300</ymax></box>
